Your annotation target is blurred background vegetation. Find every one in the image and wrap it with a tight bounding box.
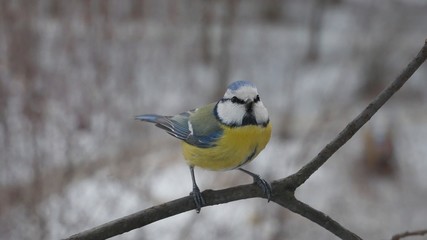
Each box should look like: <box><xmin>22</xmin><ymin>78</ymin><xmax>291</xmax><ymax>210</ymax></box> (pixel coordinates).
<box><xmin>1</xmin><ymin>0</ymin><xmax>427</xmax><ymax>239</ymax></box>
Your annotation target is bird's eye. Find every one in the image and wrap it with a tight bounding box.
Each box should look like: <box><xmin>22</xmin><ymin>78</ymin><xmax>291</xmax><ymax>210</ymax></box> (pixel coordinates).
<box><xmin>254</xmin><ymin>95</ymin><xmax>260</xmax><ymax>102</ymax></box>
<box><xmin>230</xmin><ymin>96</ymin><xmax>245</xmax><ymax>104</ymax></box>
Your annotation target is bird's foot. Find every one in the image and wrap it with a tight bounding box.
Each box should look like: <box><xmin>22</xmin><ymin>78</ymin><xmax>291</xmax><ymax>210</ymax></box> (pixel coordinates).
<box><xmin>190</xmin><ymin>185</ymin><xmax>206</xmax><ymax>213</ymax></box>
<box><xmin>239</xmin><ymin>168</ymin><xmax>272</xmax><ymax>202</ymax></box>
<box><xmin>253</xmin><ymin>175</ymin><xmax>272</xmax><ymax>202</ymax></box>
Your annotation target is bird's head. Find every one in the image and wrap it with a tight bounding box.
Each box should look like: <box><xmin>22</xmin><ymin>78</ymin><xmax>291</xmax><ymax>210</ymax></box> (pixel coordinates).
<box><xmin>215</xmin><ymin>81</ymin><xmax>269</xmax><ymax>127</ymax></box>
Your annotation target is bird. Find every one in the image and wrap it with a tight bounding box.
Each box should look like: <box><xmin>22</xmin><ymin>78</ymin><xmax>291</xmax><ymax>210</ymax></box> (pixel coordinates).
<box><xmin>135</xmin><ymin>80</ymin><xmax>272</xmax><ymax>213</ymax></box>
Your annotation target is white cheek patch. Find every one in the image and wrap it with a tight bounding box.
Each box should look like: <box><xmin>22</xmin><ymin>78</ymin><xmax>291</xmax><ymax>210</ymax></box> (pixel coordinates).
<box><xmin>216</xmin><ymin>101</ymin><xmax>269</xmax><ymax>126</ymax></box>
<box><xmin>216</xmin><ymin>101</ymin><xmax>246</xmax><ymax>125</ymax></box>
<box><xmin>254</xmin><ymin>102</ymin><xmax>269</xmax><ymax>124</ymax></box>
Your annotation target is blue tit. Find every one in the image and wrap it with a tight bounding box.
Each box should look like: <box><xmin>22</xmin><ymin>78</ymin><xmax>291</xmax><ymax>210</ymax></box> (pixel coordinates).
<box><xmin>136</xmin><ymin>80</ymin><xmax>272</xmax><ymax>212</ymax></box>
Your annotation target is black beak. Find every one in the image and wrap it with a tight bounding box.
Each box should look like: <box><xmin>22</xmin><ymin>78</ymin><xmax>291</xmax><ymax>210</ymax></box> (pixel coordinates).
<box><xmin>242</xmin><ymin>100</ymin><xmax>257</xmax><ymax>125</ymax></box>
<box><xmin>245</xmin><ymin>100</ymin><xmax>254</xmax><ymax>113</ymax></box>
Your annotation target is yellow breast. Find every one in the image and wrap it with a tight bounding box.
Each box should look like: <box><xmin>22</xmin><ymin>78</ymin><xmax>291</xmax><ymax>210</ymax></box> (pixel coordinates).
<box><xmin>182</xmin><ymin>123</ymin><xmax>272</xmax><ymax>171</ymax></box>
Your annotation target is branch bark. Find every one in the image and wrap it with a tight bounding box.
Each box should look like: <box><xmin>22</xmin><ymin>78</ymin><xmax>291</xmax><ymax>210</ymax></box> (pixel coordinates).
<box><xmin>65</xmin><ymin>39</ymin><xmax>427</xmax><ymax>240</ymax></box>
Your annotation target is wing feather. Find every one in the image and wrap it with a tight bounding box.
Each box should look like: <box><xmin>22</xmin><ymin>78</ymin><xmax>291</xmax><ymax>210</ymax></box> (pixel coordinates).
<box><xmin>135</xmin><ymin>103</ymin><xmax>223</xmax><ymax>148</ymax></box>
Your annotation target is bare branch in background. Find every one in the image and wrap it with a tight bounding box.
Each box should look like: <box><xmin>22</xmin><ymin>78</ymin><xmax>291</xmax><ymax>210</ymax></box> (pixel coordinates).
<box><xmin>64</xmin><ymin>40</ymin><xmax>427</xmax><ymax>240</ymax></box>
<box><xmin>391</xmin><ymin>229</ymin><xmax>427</xmax><ymax>240</ymax></box>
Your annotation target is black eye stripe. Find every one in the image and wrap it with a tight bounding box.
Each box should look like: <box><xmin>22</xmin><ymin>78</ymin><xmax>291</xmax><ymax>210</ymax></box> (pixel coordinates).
<box><xmin>226</xmin><ymin>95</ymin><xmax>261</xmax><ymax>104</ymax></box>
<box><xmin>230</xmin><ymin>96</ymin><xmax>245</xmax><ymax>104</ymax></box>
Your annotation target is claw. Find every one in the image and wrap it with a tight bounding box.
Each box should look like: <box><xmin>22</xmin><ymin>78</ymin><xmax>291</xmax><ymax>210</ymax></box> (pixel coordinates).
<box><xmin>239</xmin><ymin>168</ymin><xmax>272</xmax><ymax>202</ymax></box>
<box><xmin>190</xmin><ymin>185</ymin><xmax>206</xmax><ymax>213</ymax></box>
<box><xmin>253</xmin><ymin>175</ymin><xmax>272</xmax><ymax>201</ymax></box>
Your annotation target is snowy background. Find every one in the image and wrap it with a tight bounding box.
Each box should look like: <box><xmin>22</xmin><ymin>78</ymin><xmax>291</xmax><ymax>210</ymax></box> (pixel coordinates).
<box><xmin>1</xmin><ymin>0</ymin><xmax>427</xmax><ymax>239</ymax></box>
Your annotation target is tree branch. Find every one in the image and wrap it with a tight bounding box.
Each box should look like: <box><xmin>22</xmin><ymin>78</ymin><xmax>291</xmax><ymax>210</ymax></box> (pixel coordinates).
<box><xmin>64</xmin><ymin>184</ymin><xmax>266</xmax><ymax>240</ymax></box>
<box><xmin>391</xmin><ymin>229</ymin><xmax>427</xmax><ymax>240</ymax></box>
<box><xmin>64</xmin><ymin>39</ymin><xmax>427</xmax><ymax>240</ymax></box>
<box><xmin>272</xmin><ymin>191</ymin><xmax>363</xmax><ymax>240</ymax></box>
<box><xmin>285</xmin><ymin>38</ymin><xmax>427</xmax><ymax>190</ymax></box>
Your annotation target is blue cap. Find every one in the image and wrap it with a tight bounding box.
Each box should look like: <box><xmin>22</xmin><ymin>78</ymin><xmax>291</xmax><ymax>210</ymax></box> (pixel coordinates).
<box><xmin>227</xmin><ymin>81</ymin><xmax>256</xmax><ymax>91</ymax></box>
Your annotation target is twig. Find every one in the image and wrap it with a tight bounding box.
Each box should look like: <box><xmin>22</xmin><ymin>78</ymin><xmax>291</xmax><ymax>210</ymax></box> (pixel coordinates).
<box><xmin>64</xmin><ymin>39</ymin><xmax>427</xmax><ymax>240</ymax></box>
<box><xmin>391</xmin><ymin>229</ymin><xmax>427</xmax><ymax>240</ymax></box>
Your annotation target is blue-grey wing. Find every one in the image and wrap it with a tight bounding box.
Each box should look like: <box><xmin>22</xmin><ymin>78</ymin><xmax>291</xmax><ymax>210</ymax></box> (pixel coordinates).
<box><xmin>135</xmin><ymin>113</ymin><xmax>192</xmax><ymax>141</ymax></box>
<box><xmin>136</xmin><ymin>103</ymin><xmax>222</xmax><ymax>148</ymax></box>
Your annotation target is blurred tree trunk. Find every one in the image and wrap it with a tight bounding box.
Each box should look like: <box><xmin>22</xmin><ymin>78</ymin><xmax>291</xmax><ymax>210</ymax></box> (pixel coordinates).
<box><xmin>215</xmin><ymin>0</ymin><xmax>239</xmax><ymax>99</ymax></box>
<box><xmin>0</xmin><ymin>0</ymin><xmax>8</xmax><ymax>152</ymax></box>
<box><xmin>3</xmin><ymin>0</ymin><xmax>49</xmax><ymax>239</ymax></box>
<box><xmin>130</xmin><ymin>0</ymin><xmax>145</xmax><ymax>19</ymax></box>
<box><xmin>200</xmin><ymin>0</ymin><xmax>213</xmax><ymax>65</ymax></box>
<box><xmin>260</xmin><ymin>0</ymin><xmax>283</xmax><ymax>23</ymax></box>
<box><xmin>0</xmin><ymin>81</ymin><xmax>8</xmax><ymax>150</ymax></box>
<box><xmin>305</xmin><ymin>0</ymin><xmax>327</xmax><ymax>62</ymax></box>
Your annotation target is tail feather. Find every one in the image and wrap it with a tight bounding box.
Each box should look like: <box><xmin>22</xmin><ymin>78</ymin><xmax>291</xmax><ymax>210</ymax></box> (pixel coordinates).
<box><xmin>135</xmin><ymin>114</ymin><xmax>163</xmax><ymax>123</ymax></box>
<box><xmin>135</xmin><ymin>114</ymin><xmax>190</xmax><ymax>140</ymax></box>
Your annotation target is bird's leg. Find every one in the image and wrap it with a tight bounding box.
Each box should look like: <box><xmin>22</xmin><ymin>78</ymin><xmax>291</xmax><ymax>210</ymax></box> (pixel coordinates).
<box><xmin>189</xmin><ymin>166</ymin><xmax>206</xmax><ymax>213</ymax></box>
<box><xmin>238</xmin><ymin>168</ymin><xmax>272</xmax><ymax>202</ymax></box>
